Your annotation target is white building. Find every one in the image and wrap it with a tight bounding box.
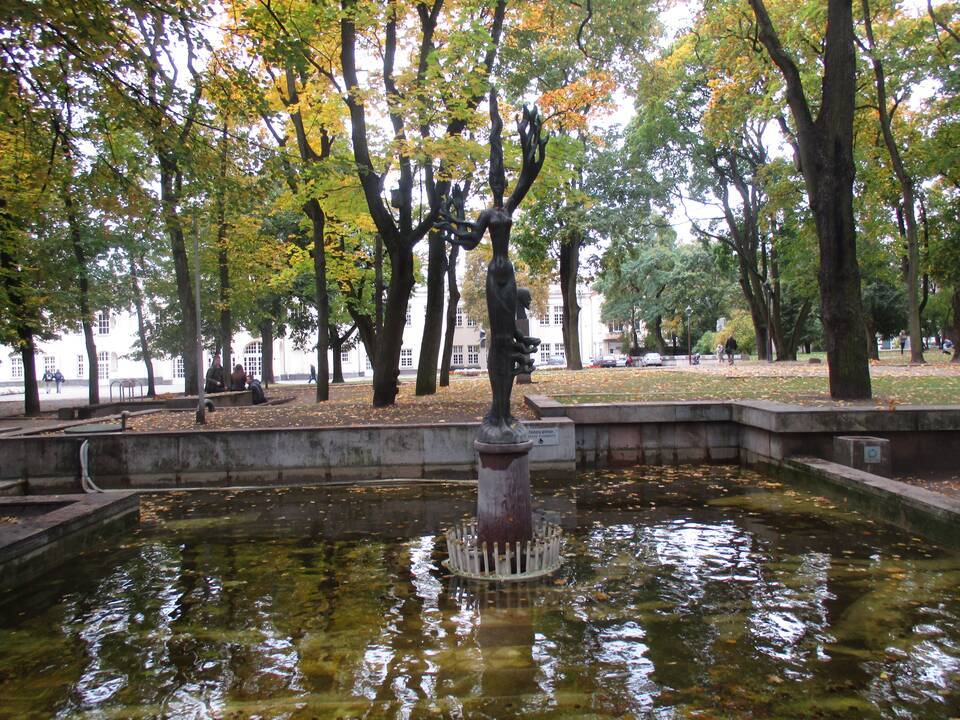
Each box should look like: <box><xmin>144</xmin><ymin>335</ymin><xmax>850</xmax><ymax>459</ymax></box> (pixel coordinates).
<box><xmin>1</xmin><ymin>285</ymin><xmax>633</xmax><ymax>389</ymax></box>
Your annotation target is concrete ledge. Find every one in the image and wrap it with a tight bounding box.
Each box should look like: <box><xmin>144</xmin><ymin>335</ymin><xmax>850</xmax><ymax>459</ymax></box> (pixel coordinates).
<box><xmin>1</xmin><ymin>418</ymin><xmax>576</xmax><ymax>490</ymax></box>
<box><xmin>0</xmin><ymin>492</ymin><xmax>139</xmax><ymax>591</ymax></box>
<box><xmin>524</xmin><ymin>394</ymin><xmax>567</xmax><ymax>417</ymax></box>
<box><xmin>776</xmin><ymin>456</ymin><xmax>960</xmax><ymax>548</ymax></box>
<box><xmin>525</xmin><ymin>398</ymin><xmax>960</xmax><ymax>474</ymax></box>
<box><xmin>0</xmin><ymin>480</ymin><xmax>24</xmax><ymax>497</ymax></box>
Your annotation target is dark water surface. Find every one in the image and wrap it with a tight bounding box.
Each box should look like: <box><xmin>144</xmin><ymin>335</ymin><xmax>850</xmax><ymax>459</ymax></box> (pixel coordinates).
<box><xmin>0</xmin><ymin>467</ymin><xmax>958</xmax><ymax>719</ymax></box>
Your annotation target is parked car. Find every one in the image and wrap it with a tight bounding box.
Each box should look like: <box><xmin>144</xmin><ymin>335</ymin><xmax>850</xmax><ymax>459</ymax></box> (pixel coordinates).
<box><xmin>641</xmin><ymin>352</ymin><xmax>663</xmax><ymax>367</ymax></box>
<box><xmin>615</xmin><ymin>355</ymin><xmax>629</xmax><ymax>367</ymax></box>
<box><xmin>599</xmin><ymin>354</ymin><xmax>617</xmax><ymax>368</ymax></box>
<box><xmin>545</xmin><ymin>356</ymin><xmax>566</xmax><ymax>366</ymax></box>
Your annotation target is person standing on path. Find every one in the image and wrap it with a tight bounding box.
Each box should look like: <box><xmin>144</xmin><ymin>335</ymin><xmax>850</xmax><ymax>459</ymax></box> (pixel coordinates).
<box><xmin>308</xmin><ymin>364</ymin><xmax>317</xmax><ymax>384</ymax></box>
<box><xmin>42</xmin><ymin>370</ymin><xmax>52</xmax><ymax>394</ymax></box>
<box><xmin>54</xmin><ymin>369</ymin><xmax>64</xmax><ymax>394</ymax></box>
<box><xmin>724</xmin><ymin>335</ymin><xmax>738</xmax><ymax>365</ymax></box>
<box><xmin>204</xmin><ymin>354</ymin><xmax>225</xmax><ymax>394</ymax></box>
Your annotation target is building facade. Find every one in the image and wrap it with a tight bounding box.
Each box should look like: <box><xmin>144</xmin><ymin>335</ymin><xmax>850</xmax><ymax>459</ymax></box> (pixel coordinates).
<box><xmin>1</xmin><ymin>285</ymin><xmax>634</xmax><ymax>388</ymax></box>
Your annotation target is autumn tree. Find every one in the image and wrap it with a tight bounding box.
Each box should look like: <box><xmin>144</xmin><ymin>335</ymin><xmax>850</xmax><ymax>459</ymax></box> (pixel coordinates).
<box><xmin>501</xmin><ymin>0</ymin><xmax>657</xmax><ymax>370</ymax></box>
<box><xmin>340</xmin><ymin>0</ymin><xmax>508</xmax><ymax>405</ymax></box>
<box><xmin>748</xmin><ymin>0</ymin><xmax>872</xmax><ymax>398</ymax></box>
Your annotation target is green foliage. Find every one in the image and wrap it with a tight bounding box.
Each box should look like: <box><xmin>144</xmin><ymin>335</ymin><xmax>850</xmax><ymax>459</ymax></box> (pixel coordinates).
<box><xmin>716</xmin><ymin>310</ymin><xmax>758</xmax><ymax>355</ymax></box>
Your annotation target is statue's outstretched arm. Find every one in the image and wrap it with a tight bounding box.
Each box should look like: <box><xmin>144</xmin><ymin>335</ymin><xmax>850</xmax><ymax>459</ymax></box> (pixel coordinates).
<box><xmin>438</xmin><ymin>208</ymin><xmax>489</xmax><ymax>250</ymax></box>
<box><xmin>507</xmin><ymin>105</ymin><xmax>548</xmax><ymax>214</ymax></box>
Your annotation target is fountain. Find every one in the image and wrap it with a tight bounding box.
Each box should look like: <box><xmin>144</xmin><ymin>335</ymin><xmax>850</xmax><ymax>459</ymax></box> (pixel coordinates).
<box><xmin>438</xmin><ymin>88</ymin><xmax>562</xmax><ymax>580</ymax></box>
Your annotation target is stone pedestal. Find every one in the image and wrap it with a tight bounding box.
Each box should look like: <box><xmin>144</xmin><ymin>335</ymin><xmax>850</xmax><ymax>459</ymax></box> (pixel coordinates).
<box><xmin>833</xmin><ymin>435</ymin><xmax>892</xmax><ymax>478</ymax></box>
<box><xmin>475</xmin><ymin>440</ymin><xmax>533</xmax><ymax>547</ymax></box>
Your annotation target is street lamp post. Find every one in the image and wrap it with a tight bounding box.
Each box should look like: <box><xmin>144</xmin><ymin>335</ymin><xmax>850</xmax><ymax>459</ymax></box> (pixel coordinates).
<box><xmin>193</xmin><ymin>214</ymin><xmax>205</xmax><ymax>425</ymax></box>
<box><xmin>685</xmin><ymin>305</ymin><xmax>693</xmax><ymax>365</ymax></box>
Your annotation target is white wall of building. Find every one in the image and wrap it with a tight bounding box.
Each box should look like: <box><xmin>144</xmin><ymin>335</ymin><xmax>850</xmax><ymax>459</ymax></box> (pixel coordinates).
<box><xmin>1</xmin><ymin>284</ymin><xmax>630</xmax><ymax>387</ymax></box>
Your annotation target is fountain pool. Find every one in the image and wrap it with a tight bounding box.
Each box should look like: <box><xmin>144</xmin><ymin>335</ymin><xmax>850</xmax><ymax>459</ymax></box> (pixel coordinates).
<box><xmin>0</xmin><ymin>466</ymin><xmax>957</xmax><ymax>718</ymax></box>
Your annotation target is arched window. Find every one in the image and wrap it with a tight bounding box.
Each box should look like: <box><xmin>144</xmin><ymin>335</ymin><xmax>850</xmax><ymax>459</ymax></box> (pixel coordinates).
<box><xmin>243</xmin><ymin>341</ymin><xmax>262</xmax><ymax>378</ymax></box>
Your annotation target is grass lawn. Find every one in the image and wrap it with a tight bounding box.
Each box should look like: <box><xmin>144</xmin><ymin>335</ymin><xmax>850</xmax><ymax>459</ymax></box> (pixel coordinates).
<box><xmin>122</xmin><ymin>360</ymin><xmax>960</xmax><ymax>433</ymax></box>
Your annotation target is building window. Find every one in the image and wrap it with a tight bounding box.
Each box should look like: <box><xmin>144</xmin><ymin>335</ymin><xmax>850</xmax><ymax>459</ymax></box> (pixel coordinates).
<box><xmin>540</xmin><ymin>343</ymin><xmax>550</xmax><ymax>363</ymax></box>
<box><xmin>11</xmin><ymin>357</ymin><xmax>23</xmax><ymax>379</ymax></box>
<box><xmin>95</xmin><ymin>311</ymin><xmax>110</xmax><ymax>335</ymax></box>
<box><xmin>552</xmin><ymin>306</ymin><xmax>564</xmax><ymax>326</ymax></box>
<box><xmin>607</xmin><ymin>322</ymin><xmax>624</xmax><ymax>333</ymax></box>
<box><xmin>467</xmin><ymin>316</ymin><xmax>477</xmax><ymax>327</ymax></box>
<box><xmin>44</xmin><ymin>356</ymin><xmax>56</xmax><ymax>374</ymax></box>
<box><xmin>98</xmin><ymin>351</ymin><xmax>110</xmax><ymax>380</ymax></box>
<box><xmin>405</xmin><ymin>310</ymin><xmax>412</xmax><ymax>327</ymax></box>
<box><xmin>467</xmin><ymin>345</ymin><xmax>479</xmax><ymax>365</ymax></box>
<box><xmin>365</xmin><ymin>356</ymin><xmax>372</xmax><ymax>370</ymax></box>
<box><xmin>456</xmin><ymin>307</ymin><xmax>463</xmax><ymax>327</ymax></box>
<box><xmin>452</xmin><ymin>345</ymin><xmax>463</xmax><ymax>365</ymax></box>
<box><xmin>243</xmin><ymin>341</ymin><xmax>262</xmax><ymax>378</ymax></box>
<box><xmin>538</xmin><ymin>312</ymin><xmax>549</xmax><ymax>325</ymax></box>
<box><xmin>77</xmin><ymin>354</ymin><xmax>84</xmax><ymax>377</ymax></box>
<box><xmin>555</xmin><ymin>343</ymin><xmax>565</xmax><ymax>359</ymax></box>
<box><xmin>400</xmin><ymin>348</ymin><xmax>413</xmax><ymax>367</ymax></box>
<box><xmin>173</xmin><ymin>357</ymin><xmax>184</xmax><ymax>379</ymax></box>
<box><xmin>340</xmin><ymin>350</ymin><xmax>350</xmax><ymax>364</ymax></box>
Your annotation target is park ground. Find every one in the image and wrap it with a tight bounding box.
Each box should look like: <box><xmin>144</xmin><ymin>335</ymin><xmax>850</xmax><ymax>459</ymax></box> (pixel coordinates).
<box><xmin>1</xmin><ymin>351</ymin><xmax>956</xmax><ymax>432</ymax></box>
<box><xmin>2</xmin><ymin>352</ymin><xmax>958</xmax><ymax>496</ymax></box>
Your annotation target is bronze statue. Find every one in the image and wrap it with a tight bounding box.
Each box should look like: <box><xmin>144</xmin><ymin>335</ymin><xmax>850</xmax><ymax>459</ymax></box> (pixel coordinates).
<box><xmin>439</xmin><ymin>89</ymin><xmax>547</xmax><ymax>444</ymax></box>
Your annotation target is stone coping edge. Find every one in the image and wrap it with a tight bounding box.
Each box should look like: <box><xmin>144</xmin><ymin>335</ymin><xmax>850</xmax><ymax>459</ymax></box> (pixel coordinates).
<box><xmin>779</xmin><ymin>456</ymin><xmax>960</xmax><ymax>548</ymax></box>
<box><xmin>6</xmin><ymin>416</ymin><xmax>574</xmax><ymax>441</ymax></box>
<box><xmin>524</xmin><ymin>396</ymin><xmax>960</xmax><ymax>433</ymax></box>
<box><xmin>0</xmin><ymin>492</ymin><xmax>140</xmax><ymax>560</ymax></box>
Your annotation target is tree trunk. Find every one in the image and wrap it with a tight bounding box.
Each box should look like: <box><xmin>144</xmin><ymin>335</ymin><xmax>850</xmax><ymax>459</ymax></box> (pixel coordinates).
<box><xmin>215</xmin><ymin>121</ymin><xmax>233</xmax><ymax>384</ymax></box>
<box><xmin>63</xmin><ymin>182</ymin><xmax>100</xmax><ymax>405</ymax></box>
<box><xmin>373</xmin><ymin>245</ymin><xmax>415</xmax><ymax>407</ymax></box>
<box><xmin>862</xmin><ymin>0</ymin><xmax>924</xmax><ymax>364</ymax></box>
<box><xmin>652</xmin><ymin>315</ymin><xmax>668</xmax><ymax>353</ymax></box>
<box><xmin>768</xmin><ymin>250</ymin><xmax>794</xmax><ymax>360</ymax></box>
<box><xmin>440</xmin><ymin>244</ymin><xmax>460</xmax><ymax>387</ymax></box>
<box><xmin>19</xmin><ymin>332</ymin><xmax>40</xmax><ymax>417</ymax></box>
<box><xmin>374</xmin><ymin>233</ymin><xmax>384</xmax><ymax>342</ymax></box>
<box><xmin>750</xmin><ymin>0</ymin><xmax>871</xmax><ymax>399</ymax></box>
<box><xmin>416</xmin><ymin>230</ymin><xmax>446</xmax><ymax>395</ymax></box>
<box><xmin>304</xmin><ymin>199</ymin><xmax>329</xmax><ymax>402</ymax></box>
<box><xmin>950</xmin><ymin>287</ymin><xmax>960</xmax><ymax>363</ymax></box>
<box><xmin>260</xmin><ymin>318</ymin><xmax>274</xmax><ymax>386</ymax></box>
<box><xmin>782</xmin><ymin>299</ymin><xmax>811</xmax><ymax>361</ymax></box>
<box><xmin>158</xmin><ymin>158</ymin><xmax>199</xmax><ymax>395</ymax></box>
<box><xmin>814</xmin><ymin>169</ymin><xmax>872</xmax><ymax>397</ymax></box>
<box><xmin>0</xmin><ymin>239</ymin><xmax>41</xmax><ymax>416</ymax></box>
<box><xmin>330</xmin><ymin>330</ymin><xmax>345</xmax><ymax>383</ymax></box>
<box><xmin>740</xmin><ymin>272</ymin><xmax>768</xmax><ymax>362</ymax></box>
<box><xmin>559</xmin><ymin>239</ymin><xmax>583</xmax><ymax>369</ymax></box>
<box><xmin>130</xmin><ymin>257</ymin><xmax>156</xmax><ymax>397</ymax></box>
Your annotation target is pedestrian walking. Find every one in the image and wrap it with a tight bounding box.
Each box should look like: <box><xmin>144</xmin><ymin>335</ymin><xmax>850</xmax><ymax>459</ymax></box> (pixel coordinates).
<box><xmin>724</xmin><ymin>335</ymin><xmax>738</xmax><ymax>365</ymax></box>
<box><xmin>54</xmin><ymin>369</ymin><xmax>64</xmax><ymax>394</ymax></box>
<box><xmin>308</xmin><ymin>364</ymin><xmax>317</xmax><ymax>384</ymax></box>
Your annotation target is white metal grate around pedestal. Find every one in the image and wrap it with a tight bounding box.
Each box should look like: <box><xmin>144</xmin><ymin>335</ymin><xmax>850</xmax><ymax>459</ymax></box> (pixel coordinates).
<box><xmin>443</xmin><ymin>518</ymin><xmax>563</xmax><ymax>581</ymax></box>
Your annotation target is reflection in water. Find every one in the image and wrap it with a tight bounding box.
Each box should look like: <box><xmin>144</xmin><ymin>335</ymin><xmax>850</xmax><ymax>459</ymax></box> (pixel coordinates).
<box><xmin>0</xmin><ymin>468</ymin><xmax>958</xmax><ymax>719</ymax></box>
